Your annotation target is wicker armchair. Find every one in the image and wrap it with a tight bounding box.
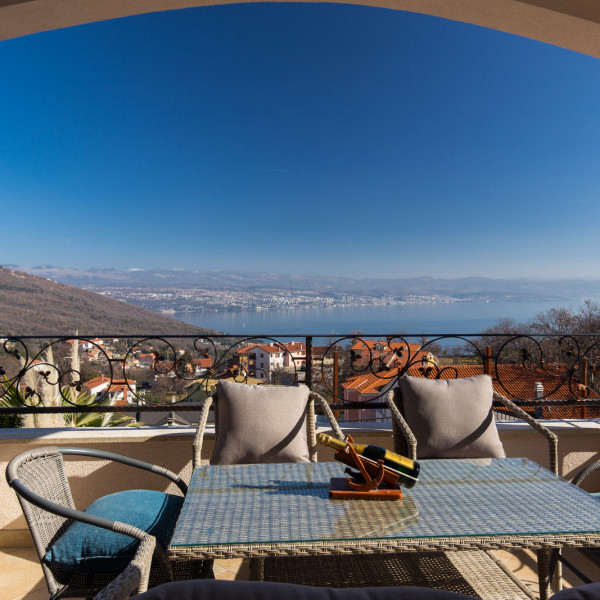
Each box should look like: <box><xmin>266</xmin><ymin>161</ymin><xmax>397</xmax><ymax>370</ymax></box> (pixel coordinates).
<box><xmin>382</xmin><ymin>379</ymin><xmax>559</xmax><ymax>599</ymax></box>
<box><xmin>192</xmin><ymin>382</ymin><xmax>345</xmax><ymax>581</ymax></box>
<box><xmin>386</xmin><ymin>387</ymin><xmax>558</xmax><ymax>475</ymax></box>
<box><xmin>192</xmin><ymin>385</ymin><xmax>345</xmax><ymax>469</ymax></box>
<box><xmin>549</xmin><ymin>460</ymin><xmax>600</xmax><ymax>585</ymax></box>
<box><xmin>6</xmin><ymin>446</ymin><xmax>213</xmax><ymax>600</ymax></box>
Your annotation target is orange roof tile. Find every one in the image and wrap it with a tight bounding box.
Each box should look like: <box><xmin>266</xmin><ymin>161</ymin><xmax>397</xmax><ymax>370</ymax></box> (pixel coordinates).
<box><xmin>342</xmin><ymin>362</ymin><xmax>599</xmax><ymax>405</ymax></box>
<box><xmin>343</xmin><ymin>368</ymin><xmax>400</xmax><ymax>395</ymax></box>
<box><xmin>282</xmin><ymin>342</ymin><xmax>306</xmax><ymax>352</ymax></box>
<box><xmin>405</xmin><ymin>364</ymin><xmax>599</xmax><ymax>401</ymax></box>
<box><xmin>237</xmin><ymin>344</ymin><xmax>284</xmax><ymax>355</ymax></box>
<box><xmin>82</xmin><ymin>376</ymin><xmax>111</xmax><ymax>388</ymax></box>
<box><xmin>193</xmin><ymin>358</ymin><xmax>213</xmax><ymax>367</ymax></box>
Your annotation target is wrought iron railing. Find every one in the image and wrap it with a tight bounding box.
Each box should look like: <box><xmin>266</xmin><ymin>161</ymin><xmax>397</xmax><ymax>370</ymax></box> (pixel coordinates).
<box><xmin>1</xmin><ymin>333</ymin><xmax>600</xmax><ymax>423</ymax></box>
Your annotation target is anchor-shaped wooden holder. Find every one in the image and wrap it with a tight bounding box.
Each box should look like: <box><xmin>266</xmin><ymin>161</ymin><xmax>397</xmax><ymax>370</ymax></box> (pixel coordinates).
<box><xmin>328</xmin><ymin>435</ymin><xmax>403</xmax><ymax>500</ymax></box>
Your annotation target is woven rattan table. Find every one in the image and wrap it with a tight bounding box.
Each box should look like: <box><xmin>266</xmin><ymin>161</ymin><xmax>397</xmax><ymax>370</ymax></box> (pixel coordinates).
<box><xmin>169</xmin><ymin>459</ymin><xmax>600</xmax><ymax>599</ymax></box>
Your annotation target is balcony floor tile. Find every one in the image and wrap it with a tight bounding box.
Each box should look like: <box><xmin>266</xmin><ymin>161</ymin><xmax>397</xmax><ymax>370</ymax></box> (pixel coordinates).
<box><xmin>1</xmin><ymin>546</ymin><xmax>598</xmax><ymax>599</ymax></box>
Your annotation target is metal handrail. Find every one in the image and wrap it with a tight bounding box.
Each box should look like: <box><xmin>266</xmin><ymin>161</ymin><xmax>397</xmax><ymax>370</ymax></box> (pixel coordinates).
<box><xmin>1</xmin><ymin>332</ymin><xmax>599</xmax><ymax>417</ymax></box>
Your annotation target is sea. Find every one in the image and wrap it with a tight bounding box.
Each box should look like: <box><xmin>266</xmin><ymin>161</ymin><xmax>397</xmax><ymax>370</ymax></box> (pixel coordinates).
<box><xmin>172</xmin><ymin>298</ymin><xmax>578</xmax><ymax>339</ymax></box>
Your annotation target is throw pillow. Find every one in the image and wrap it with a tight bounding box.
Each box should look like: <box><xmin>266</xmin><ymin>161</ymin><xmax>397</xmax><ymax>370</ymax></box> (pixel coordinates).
<box><xmin>399</xmin><ymin>375</ymin><xmax>505</xmax><ymax>459</ymax></box>
<box><xmin>211</xmin><ymin>381</ymin><xmax>311</xmax><ymax>465</ymax></box>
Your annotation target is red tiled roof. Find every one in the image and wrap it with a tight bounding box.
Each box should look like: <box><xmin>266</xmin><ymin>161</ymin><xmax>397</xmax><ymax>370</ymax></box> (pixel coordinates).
<box><xmin>342</xmin><ymin>363</ymin><xmax>599</xmax><ymax>414</ymax></box>
<box><xmin>350</xmin><ymin>340</ymin><xmax>422</xmax><ymax>353</ymax></box>
<box><xmin>83</xmin><ymin>376</ymin><xmax>111</xmax><ymax>388</ymax></box>
<box><xmin>311</xmin><ymin>345</ymin><xmax>343</xmax><ymax>357</ymax></box>
<box><xmin>282</xmin><ymin>342</ymin><xmax>305</xmax><ymax>353</ymax></box>
<box><xmin>237</xmin><ymin>344</ymin><xmax>283</xmax><ymax>355</ymax></box>
<box><xmin>193</xmin><ymin>358</ymin><xmax>213</xmax><ymax>367</ymax></box>
<box><xmin>108</xmin><ymin>383</ymin><xmax>135</xmax><ymax>393</ymax></box>
<box><xmin>405</xmin><ymin>364</ymin><xmax>599</xmax><ymax>401</ymax></box>
<box><xmin>540</xmin><ymin>405</ymin><xmax>600</xmax><ymax>418</ymax></box>
<box><xmin>343</xmin><ymin>368</ymin><xmax>400</xmax><ymax>395</ymax></box>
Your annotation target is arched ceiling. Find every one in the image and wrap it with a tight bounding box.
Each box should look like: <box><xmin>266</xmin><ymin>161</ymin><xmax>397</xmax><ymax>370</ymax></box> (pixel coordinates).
<box><xmin>1</xmin><ymin>0</ymin><xmax>600</xmax><ymax>59</ymax></box>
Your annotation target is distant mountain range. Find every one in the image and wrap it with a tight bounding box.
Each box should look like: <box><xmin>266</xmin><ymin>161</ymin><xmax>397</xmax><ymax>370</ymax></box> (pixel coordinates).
<box><xmin>0</xmin><ymin>267</ymin><xmax>217</xmax><ymax>336</ymax></box>
<box><xmin>8</xmin><ymin>264</ymin><xmax>600</xmax><ymax>302</ymax></box>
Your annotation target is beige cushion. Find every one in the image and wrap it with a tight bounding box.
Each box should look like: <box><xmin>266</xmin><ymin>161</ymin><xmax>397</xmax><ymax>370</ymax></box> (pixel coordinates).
<box><xmin>399</xmin><ymin>375</ymin><xmax>505</xmax><ymax>459</ymax></box>
<box><xmin>211</xmin><ymin>381</ymin><xmax>311</xmax><ymax>465</ymax></box>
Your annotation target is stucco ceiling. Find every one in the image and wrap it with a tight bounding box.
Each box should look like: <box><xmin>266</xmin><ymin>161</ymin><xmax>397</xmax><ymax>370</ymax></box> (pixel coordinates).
<box><xmin>1</xmin><ymin>0</ymin><xmax>600</xmax><ymax>59</ymax></box>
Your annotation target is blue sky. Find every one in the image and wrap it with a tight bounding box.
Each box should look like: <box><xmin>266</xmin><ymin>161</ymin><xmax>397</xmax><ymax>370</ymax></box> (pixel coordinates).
<box><xmin>1</xmin><ymin>3</ymin><xmax>599</xmax><ymax>279</ymax></box>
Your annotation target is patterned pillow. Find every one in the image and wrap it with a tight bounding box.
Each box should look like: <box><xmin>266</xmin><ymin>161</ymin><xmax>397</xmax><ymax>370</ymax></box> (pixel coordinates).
<box><xmin>399</xmin><ymin>375</ymin><xmax>505</xmax><ymax>459</ymax></box>
<box><xmin>211</xmin><ymin>381</ymin><xmax>311</xmax><ymax>465</ymax></box>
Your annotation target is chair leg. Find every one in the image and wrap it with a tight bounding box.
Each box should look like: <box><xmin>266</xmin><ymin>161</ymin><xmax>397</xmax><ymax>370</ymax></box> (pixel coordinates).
<box><xmin>537</xmin><ymin>548</ymin><xmax>552</xmax><ymax>600</ymax></box>
<box><xmin>552</xmin><ymin>552</ymin><xmax>562</xmax><ymax>593</ymax></box>
<box><xmin>201</xmin><ymin>559</ymin><xmax>216</xmax><ymax>579</ymax></box>
<box><xmin>249</xmin><ymin>557</ymin><xmax>265</xmax><ymax>581</ymax></box>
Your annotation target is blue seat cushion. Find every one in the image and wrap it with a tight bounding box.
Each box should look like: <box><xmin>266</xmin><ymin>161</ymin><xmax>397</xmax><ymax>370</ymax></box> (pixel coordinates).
<box><xmin>45</xmin><ymin>490</ymin><xmax>183</xmax><ymax>574</ymax></box>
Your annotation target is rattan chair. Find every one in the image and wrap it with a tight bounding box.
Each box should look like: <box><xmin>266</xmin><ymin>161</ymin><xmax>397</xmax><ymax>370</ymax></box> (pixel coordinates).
<box><xmin>386</xmin><ymin>387</ymin><xmax>558</xmax><ymax>475</ymax></box>
<box><xmin>192</xmin><ymin>383</ymin><xmax>345</xmax><ymax>581</ymax></box>
<box><xmin>6</xmin><ymin>446</ymin><xmax>213</xmax><ymax>600</ymax></box>
<box><xmin>549</xmin><ymin>460</ymin><xmax>600</xmax><ymax>585</ymax></box>
<box><xmin>382</xmin><ymin>381</ymin><xmax>559</xmax><ymax>599</ymax></box>
<box><xmin>93</xmin><ymin>535</ymin><xmax>156</xmax><ymax>600</ymax></box>
<box><xmin>192</xmin><ymin>386</ymin><xmax>345</xmax><ymax>469</ymax></box>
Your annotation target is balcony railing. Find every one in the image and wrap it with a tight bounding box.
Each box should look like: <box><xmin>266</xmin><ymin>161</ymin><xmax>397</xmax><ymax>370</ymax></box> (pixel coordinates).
<box><xmin>1</xmin><ymin>333</ymin><xmax>600</xmax><ymax>422</ymax></box>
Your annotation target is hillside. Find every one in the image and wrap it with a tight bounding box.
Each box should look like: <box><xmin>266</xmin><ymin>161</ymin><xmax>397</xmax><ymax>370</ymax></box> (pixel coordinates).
<box><xmin>12</xmin><ymin>264</ymin><xmax>600</xmax><ymax>300</ymax></box>
<box><xmin>0</xmin><ymin>267</ymin><xmax>217</xmax><ymax>336</ymax></box>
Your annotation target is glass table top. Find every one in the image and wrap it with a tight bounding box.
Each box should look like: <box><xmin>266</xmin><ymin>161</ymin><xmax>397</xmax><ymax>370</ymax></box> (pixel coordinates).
<box><xmin>171</xmin><ymin>458</ymin><xmax>600</xmax><ymax>548</ymax></box>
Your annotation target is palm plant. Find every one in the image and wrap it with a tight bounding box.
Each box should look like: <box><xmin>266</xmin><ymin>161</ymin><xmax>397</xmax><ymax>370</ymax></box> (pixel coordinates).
<box><xmin>0</xmin><ymin>340</ymin><xmax>140</xmax><ymax>428</ymax></box>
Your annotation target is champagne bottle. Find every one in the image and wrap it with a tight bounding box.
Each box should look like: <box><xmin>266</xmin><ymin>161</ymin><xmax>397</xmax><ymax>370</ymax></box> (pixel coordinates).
<box><xmin>317</xmin><ymin>433</ymin><xmax>420</xmax><ymax>488</ymax></box>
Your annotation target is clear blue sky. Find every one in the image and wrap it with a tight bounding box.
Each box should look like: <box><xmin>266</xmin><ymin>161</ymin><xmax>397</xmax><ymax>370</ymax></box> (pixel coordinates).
<box><xmin>1</xmin><ymin>3</ymin><xmax>599</xmax><ymax>279</ymax></box>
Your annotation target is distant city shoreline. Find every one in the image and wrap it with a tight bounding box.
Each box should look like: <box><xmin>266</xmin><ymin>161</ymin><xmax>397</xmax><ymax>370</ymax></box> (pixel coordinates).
<box><xmin>93</xmin><ymin>286</ymin><xmax>474</xmax><ymax>314</ymax></box>
<box><xmin>88</xmin><ymin>285</ymin><xmax>567</xmax><ymax>316</ymax></box>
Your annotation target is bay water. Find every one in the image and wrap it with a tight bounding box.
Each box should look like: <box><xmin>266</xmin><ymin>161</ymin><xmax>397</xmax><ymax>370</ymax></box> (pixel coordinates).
<box><xmin>172</xmin><ymin>299</ymin><xmax>571</xmax><ymax>337</ymax></box>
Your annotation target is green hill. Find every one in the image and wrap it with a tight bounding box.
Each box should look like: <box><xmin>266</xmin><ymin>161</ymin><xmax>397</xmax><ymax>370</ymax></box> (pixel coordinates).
<box><xmin>0</xmin><ymin>267</ymin><xmax>217</xmax><ymax>336</ymax></box>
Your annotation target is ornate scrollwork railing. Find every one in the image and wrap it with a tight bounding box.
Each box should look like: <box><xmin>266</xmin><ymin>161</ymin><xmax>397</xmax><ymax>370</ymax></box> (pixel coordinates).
<box><xmin>1</xmin><ymin>333</ymin><xmax>599</xmax><ymax>421</ymax></box>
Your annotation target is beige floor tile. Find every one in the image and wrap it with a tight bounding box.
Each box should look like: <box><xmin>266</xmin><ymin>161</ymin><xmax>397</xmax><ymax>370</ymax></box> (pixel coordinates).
<box><xmin>0</xmin><ymin>547</ymin><xmax>46</xmax><ymax>600</ymax></box>
<box><xmin>494</xmin><ymin>549</ymin><xmax>541</xmax><ymax>595</ymax></box>
<box><xmin>214</xmin><ymin>568</ymin><xmax>241</xmax><ymax>581</ymax></box>
<box><xmin>234</xmin><ymin>559</ymin><xmax>250</xmax><ymax>580</ymax></box>
<box><xmin>18</xmin><ymin>588</ymin><xmax>49</xmax><ymax>600</ymax></box>
<box><xmin>214</xmin><ymin>558</ymin><xmax>249</xmax><ymax>580</ymax></box>
<box><xmin>2</xmin><ymin>545</ymin><xmax>597</xmax><ymax>598</ymax></box>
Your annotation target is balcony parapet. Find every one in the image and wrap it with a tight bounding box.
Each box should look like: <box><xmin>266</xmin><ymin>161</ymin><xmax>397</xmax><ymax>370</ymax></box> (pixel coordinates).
<box><xmin>1</xmin><ymin>419</ymin><xmax>598</xmax><ymax>548</ymax></box>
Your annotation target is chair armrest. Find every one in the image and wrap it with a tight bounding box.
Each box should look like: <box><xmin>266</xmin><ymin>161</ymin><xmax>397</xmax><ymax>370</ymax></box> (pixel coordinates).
<box><xmin>58</xmin><ymin>447</ymin><xmax>188</xmax><ymax>494</ymax></box>
<box><xmin>9</xmin><ymin>477</ymin><xmax>149</xmax><ymax>541</ymax></box>
<box><xmin>94</xmin><ymin>534</ymin><xmax>156</xmax><ymax>600</ymax></box>
<box><xmin>192</xmin><ymin>395</ymin><xmax>214</xmax><ymax>469</ymax></box>
<box><xmin>385</xmin><ymin>389</ymin><xmax>418</xmax><ymax>461</ymax></box>
<box><xmin>571</xmin><ymin>460</ymin><xmax>600</xmax><ymax>488</ymax></box>
<box><xmin>492</xmin><ymin>392</ymin><xmax>558</xmax><ymax>475</ymax></box>
<box><xmin>310</xmin><ymin>391</ymin><xmax>345</xmax><ymax>441</ymax></box>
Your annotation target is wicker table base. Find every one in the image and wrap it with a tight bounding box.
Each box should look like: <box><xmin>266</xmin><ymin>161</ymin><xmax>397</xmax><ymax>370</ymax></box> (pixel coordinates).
<box><xmin>255</xmin><ymin>551</ymin><xmax>536</xmax><ymax>600</ymax></box>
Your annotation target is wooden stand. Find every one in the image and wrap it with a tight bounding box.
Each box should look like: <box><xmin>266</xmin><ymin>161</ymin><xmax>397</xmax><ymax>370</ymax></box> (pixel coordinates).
<box><xmin>328</xmin><ymin>435</ymin><xmax>403</xmax><ymax>500</ymax></box>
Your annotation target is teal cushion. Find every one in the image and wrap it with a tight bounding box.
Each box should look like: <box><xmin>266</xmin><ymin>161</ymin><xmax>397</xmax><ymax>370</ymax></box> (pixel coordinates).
<box><xmin>45</xmin><ymin>490</ymin><xmax>183</xmax><ymax>573</ymax></box>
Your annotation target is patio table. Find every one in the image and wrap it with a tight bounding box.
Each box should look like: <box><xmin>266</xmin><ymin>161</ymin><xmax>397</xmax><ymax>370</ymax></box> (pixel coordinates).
<box><xmin>169</xmin><ymin>458</ymin><xmax>600</xmax><ymax>599</ymax></box>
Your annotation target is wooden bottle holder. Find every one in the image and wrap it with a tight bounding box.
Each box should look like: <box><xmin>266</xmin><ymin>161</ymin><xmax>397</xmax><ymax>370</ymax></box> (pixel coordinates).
<box><xmin>328</xmin><ymin>435</ymin><xmax>403</xmax><ymax>500</ymax></box>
